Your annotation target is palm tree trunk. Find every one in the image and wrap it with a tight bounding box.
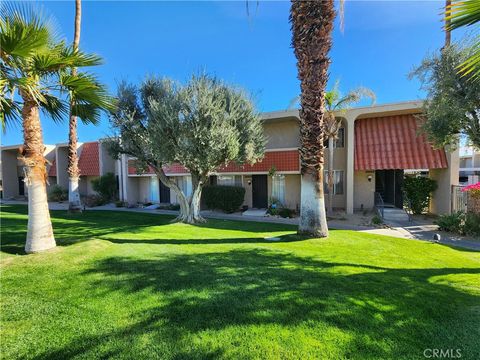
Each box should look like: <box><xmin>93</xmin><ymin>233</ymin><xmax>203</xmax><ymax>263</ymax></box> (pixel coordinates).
<box><xmin>291</xmin><ymin>0</ymin><xmax>335</xmax><ymax>237</ymax></box>
<box><xmin>327</xmin><ymin>136</ymin><xmax>334</xmax><ymax>215</ymax></box>
<box><xmin>68</xmin><ymin>0</ymin><xmax>82</xmax><ymax>212</ymax></box>
<box><xmin>21</xmin><ymin>95</ymin><xmax>56</xmax><ymax>253</ymax></box>
<box><xmin>444</xmin><ymin>0</ymin><xmax>451</xmax><ymax>48</ymax></box>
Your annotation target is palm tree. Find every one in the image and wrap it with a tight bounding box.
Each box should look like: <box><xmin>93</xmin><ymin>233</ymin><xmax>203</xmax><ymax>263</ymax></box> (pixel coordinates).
<box><xmin>68</xmin><ymin>0</ymin><xmax>83</xmax><ymax>212</ymax></box>
<box><xmin>0</xmin><ymin>4</ymin><xmax>113</xmax><ymax>253</ymax></box>
<box><xmin>445</xmin><ymin>0</ymin><xmax>480</xmax><ymax>79</ymax></box>
<box><xmin>323</xmin><ymin>82</ymin><xmax>375</xmax><ymax>214</ymax></box>
<box><xmin>290</xmin><ymin>0</ymin><xmax>336</xmax><ymax>237</ymax></box>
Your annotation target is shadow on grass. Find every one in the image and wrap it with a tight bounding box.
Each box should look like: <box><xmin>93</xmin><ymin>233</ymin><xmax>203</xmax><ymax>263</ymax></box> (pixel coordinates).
<box><xmin>36</xmin><ymin>249</ymin><xmax>480</xmax><ymax>359</ymax></box>
<box><xmin>0</xmin><ymin>205</ymin><xmax>175</xmax><ymax>255</ymax></box>
<box><xmin>0</xmin><ymin>205</ymin><xmax>299</xmax><ymax>255</ymax></box>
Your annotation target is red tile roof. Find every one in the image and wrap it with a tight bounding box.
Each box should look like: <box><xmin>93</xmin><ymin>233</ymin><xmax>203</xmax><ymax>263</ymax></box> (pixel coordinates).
<box><xmin>128</xmin><ymin>150</ymin><xmax>300</xmax><ymax>175</ymax></box>
<box><xmin>354</xmin><ymin>114</ymin><xmax>448</xmax><ymax>171</ymax></box>
<box><xmin>48</xmin><ymin>157</ymin><xmax>56</xmax><ymax>176</ymax></box>
<box><xmin>78</xmin><ymin>142</ymin><xmax>100</xmax><ymax>176</ymax></box>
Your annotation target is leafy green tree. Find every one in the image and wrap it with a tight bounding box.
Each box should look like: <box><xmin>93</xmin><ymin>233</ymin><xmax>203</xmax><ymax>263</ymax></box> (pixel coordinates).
<box><xmin>410</xmin><ymin>45</ymin><xmax>480</xmax><ymax>149</ymax></box>
<box><xmin>0</xmin><ymin>4</ymin><xmax>113</xmax><ymax>253</ymax></box>
<box><xmin>108</xmin><ymin>75</ymin><xmax>265</xmax><ymax>223</ymax></box>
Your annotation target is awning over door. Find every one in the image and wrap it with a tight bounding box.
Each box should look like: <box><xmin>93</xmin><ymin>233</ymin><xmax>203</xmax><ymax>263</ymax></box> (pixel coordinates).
<box><xmin>354</xmin><ymin>114</ymin><xmax>448</xmax><ymax>171</ymax></box>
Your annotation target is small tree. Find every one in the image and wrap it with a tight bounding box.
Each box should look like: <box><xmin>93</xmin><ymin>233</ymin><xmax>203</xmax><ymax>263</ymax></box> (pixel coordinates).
<box><xmin>410</xmin><ymin>45</ymin><xmax>480</xmax><ymax>149</ymax></box>
<box><xmin>108</xmin><ymin>75</ymin><xmax>265</xmax><ymax>223</ymax></box>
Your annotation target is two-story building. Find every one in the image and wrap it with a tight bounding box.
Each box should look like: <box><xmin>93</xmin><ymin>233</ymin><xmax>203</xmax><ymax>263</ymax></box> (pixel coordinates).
<box><xmin>118</xmin><ymin>100</ymin><xmax>458</xmax><ymax>215</ymax></box>
<box><xmin>1</xmin><ymin>101</ymin><xmax>459</xmax><ymax>215</ymax></box>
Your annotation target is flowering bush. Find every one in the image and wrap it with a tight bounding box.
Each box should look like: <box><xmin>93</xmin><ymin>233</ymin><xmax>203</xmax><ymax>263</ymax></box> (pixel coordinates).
<box><xmin>462</xmin><ymin>182</ymin><xmax>480</xmax><ymax>198</ymax></box>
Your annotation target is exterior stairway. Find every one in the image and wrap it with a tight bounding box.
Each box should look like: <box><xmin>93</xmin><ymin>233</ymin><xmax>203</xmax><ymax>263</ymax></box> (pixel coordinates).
<box><xmin>382</xmin><ymin>207</ymin><xmax>410</xmax><ymax>224</ymax></box>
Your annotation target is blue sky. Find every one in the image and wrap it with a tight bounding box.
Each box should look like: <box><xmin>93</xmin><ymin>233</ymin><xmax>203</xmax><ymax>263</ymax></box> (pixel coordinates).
<box><xmin>2</xmin><ymin>0</ymin><xmax>466</xmax><ymax>146</ymax></box>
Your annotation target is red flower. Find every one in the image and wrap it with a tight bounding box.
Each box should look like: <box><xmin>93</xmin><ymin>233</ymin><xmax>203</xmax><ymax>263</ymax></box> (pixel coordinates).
<box><xmin>462</xmin><ymin>182</ymin><xmax>480</xmax><ymax>192</ymax></box>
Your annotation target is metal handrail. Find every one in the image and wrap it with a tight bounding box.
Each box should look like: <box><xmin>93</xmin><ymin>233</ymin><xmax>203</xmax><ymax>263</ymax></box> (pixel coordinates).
<box><xmin>374</xmin><ymin>192</ymin><xmax>384</xmax><ymax>219</ymax></box>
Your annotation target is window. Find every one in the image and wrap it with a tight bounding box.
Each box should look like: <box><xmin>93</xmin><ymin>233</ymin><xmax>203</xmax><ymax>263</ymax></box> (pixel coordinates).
<box><xmin>217</xmin><ymin>175</ymin><xmax>242</xmax><ymax>187</ymax></box>
<box><xmin>324</xmin><ymin>170</ymin><xmax>344</xmax><ymax>195</ymax></box>
<box><xmin>323</xmin><ymin>128</ymin><xmax>345</xmax><ymax>148</ymax></box>
<box><xmin>271</xmin><ymin>174</ymin><xmax>285</xmax><ymax>204</ymax></box>
<box><xmin>180</xmin><ymin>176</ymin><xmax>192</xmax><ymax>197</ymax></box>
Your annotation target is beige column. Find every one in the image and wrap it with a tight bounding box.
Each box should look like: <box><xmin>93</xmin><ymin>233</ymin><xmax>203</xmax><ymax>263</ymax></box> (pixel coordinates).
<box><xmin>346</xmin><ymin>115</ymin><xmax>356</xmax><ymax>214</ymax></box>
<box><xmin>430</xmin><ymin>145</ymin><xmax>459</xmax><ymax>215</ymax></box>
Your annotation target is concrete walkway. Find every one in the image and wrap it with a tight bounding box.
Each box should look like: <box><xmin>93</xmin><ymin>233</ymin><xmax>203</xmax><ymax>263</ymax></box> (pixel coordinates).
<box><xmin>2</xmin><ymin>200</ymin><xmax>478</xmax><ymax>250</ymax></box>
<box><xmin>381</xmin><ymin>215</ymin><xmax>480</xmax><ymax>251</ymax></box>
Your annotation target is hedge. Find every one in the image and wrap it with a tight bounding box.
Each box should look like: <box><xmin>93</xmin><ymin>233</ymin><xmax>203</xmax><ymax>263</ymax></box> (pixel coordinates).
<box><xmin>202</xmin><ymin>185</ymin><xmax>245</xmax><ymax>213</ymax></box>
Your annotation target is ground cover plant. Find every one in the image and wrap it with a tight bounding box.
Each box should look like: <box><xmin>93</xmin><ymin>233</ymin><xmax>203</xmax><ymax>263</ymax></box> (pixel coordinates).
<box><xmin>1</xmin><ymin>204</ymin><xmax>479</xmax><ymax>359</ymax></box>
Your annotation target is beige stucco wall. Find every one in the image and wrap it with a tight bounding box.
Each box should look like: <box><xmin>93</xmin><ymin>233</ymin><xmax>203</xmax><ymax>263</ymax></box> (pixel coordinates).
<box><xmin>354</xmin><ymin>171</ymin><xmax>375</xmax><ymax>211</ymax></box>
<box><xmin>56</xmin><ymin>146</ymin><xmax>69</xmax><ymax>189</ymax></box>
<box><xmin>284</xmin><ymin>174</ymin><xmax>301</xmax><ymax>210</ymax></box>
<box><xmin>137</xmin><ymin>177</ymin><xmax>151</xmax><ymax>203</ymax></box>
<box><xmin>1</xmin><ymin>149</ymin><xmax>20</xmax><ymax>198</ymax></box>
<box><xmin>100</xmin><ymin>142</ymin><xmax>116</xmax><ymax>175</ymax></box>
<box><xmin>263</xmin><ymin>119</ymin><xmax>300</xmax><ymax>149</ymax></box>
<box><xmin>79</xmin><ymin>176</ymin><xmax>99</xmax><ymax>197</ymax></box>
<box><xmin>1</xmin><ymin>150</ymin><xmax>18</xmax><ymax>198</ymax></box>
<box><xmin>430</xmin><ymin>146</ymin><xmax>459</xmax><ymax>215</ymax></box>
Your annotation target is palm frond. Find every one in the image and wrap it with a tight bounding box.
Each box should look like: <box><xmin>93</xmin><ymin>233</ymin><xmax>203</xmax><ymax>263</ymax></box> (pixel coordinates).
<box><xmin>445</xmin><ymin>0</ymin><xmax>480</xmax><ymax>30</ymax></box>
<box><xmin>0</xmin><ymin>96</ymin><xmax>21</xmax><ymax>131</ymax></box>
<box><xmin>60</xmin><ymin>72</ymin><xmax>115</xmax><ymax>124</ymax></box>
<box><xmin>32</xmin><ymin>43</ymin><xmax>102</xmax><ymax>74</ymax></box>
<box><xmin>0</xmin><ymin>2</ymin><xmax>57</xmax><ymax>59</ymax></box>
<box><xmin>334</xmin><ymin>86</ymin><xmax>376</xmax><ymax>110</ymax></box>
<box><xmin>38</xmin><ymin>93</ymin><xmax>68</xmax><ymax>123</ymax></box>
<box><xmin>445</xmin><ymin>0</ymin><xmax>480</xmax><ymax>80</ymax></box>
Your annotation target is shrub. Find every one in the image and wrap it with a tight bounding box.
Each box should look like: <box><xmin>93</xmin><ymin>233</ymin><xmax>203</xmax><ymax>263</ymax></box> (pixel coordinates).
<box><xmin>159</xmin><ymin>203</ymin><xmax>180</xmax><ymax>211</ymax></box>
<box><xmin>403</xmin><ymin>176</ymin><xmax>437</xmax><ymax>214</ymax></box>
<box><xmin>278</xmin><ymin>208</ymin><xmax>295</xmax><ymax>218</ymax></box>
<box><xmin>48</xmin><ymin>185</ymin><xmax>67</xmax><ymax>202</ymax></box>
<box><xmin>435</xmin><ymin>212</ymin><xmax>465</xmax><ymax>234</ymax></box>
<box><xmin>83</xmin><ymin>194</ymin><xmax>107</xmax><ymax>208</ymax></box>
<box><xmin>202</xmin><ymin>185</ymin><xmax>245</xmax><ymax>213</ymax></box>
<box><xmin>464</xmin><ymin>212</ymin><xmax>480</xmax><ymax>237</ymax></box>
<box><xmin>91</xmin><ymin>172</ymin><xmax>117</xmax><ymax>202</ymax></box>
<box><xmin>115</xmin><ymin>200</ymin><xmax>126</xmax><ymax>208</ymax></box>
<box><xmin>371</xmin><ymin>215</ymin><xmax>383</xmax><ymax>225</ymax></box>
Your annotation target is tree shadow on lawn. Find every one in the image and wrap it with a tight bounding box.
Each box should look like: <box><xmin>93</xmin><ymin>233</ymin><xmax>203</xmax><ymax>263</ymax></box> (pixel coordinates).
<box><xmin>37</xmin><ymin>249</ymin><xmax>480</xmax><ymax>359</ymax></box>
<box><xmin>0</xmin><ymin>205</ymin><xmax>299</xmax><ymax>255</ymax></box>
<box><xmin>0</xmin><ymin>205</ymin><xmax>176</xmax><ymax>255</ymax></box>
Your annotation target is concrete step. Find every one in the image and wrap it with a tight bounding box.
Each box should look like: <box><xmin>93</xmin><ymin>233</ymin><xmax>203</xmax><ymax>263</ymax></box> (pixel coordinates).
<box><xmin>383</xmin><ymin>208</ymin><xmax>410</xmax><ymax>223</ymax></box>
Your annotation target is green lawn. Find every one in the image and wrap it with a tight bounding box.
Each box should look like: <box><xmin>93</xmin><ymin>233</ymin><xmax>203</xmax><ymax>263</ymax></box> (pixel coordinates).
<box><xmin>1</xmin><ymin>204</ymin><xmax>479</xmax><ymax>359</ymax></box>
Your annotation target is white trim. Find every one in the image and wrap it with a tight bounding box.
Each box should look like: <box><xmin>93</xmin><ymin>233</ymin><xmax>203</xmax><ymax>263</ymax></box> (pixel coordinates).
<box><xmin>460</xmin><ymin>167</ymin><xmax>480</xmax><ymax>171</ymax></box>
<box><xmin>264</xmin><ymin>147</ymin><xmax>299</xmax><ymax>152</ymax></box>
<box><xmin>214</xmin><ymin>171</ymin><xmax>300</xmax><ymax>175</ymax></box>
<box><xmin>0</xmin><ymin>144</ymin><xmax>23</xmax><ymax>151</ymax></box>
<box><xmin>127</xmin><ymin>173</ymin><xmax>188</xmax><ymax>177</ymax></box>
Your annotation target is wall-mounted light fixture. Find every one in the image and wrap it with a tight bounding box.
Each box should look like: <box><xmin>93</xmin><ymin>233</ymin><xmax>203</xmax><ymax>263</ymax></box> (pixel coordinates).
<box><xmin>367</xmin><ymin>175</ymin><xmax>372</xmax><ymax>182</ymax></box>
<box><xmin>248</xmin><ymin>180</ymin><xmax>252</xmax><ymax>186</ymax></box>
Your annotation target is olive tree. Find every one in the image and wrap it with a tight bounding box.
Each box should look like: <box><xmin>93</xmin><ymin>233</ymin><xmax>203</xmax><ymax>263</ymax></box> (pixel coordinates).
<box><xmin>410</xmin><ymin>45</ymin><xmax>480</xmax><ymax>149</ymax></box>
<box><xmin>108</xmin><ymin>75</ymin><xmax>265</xmax><ymax>223</ymax></box>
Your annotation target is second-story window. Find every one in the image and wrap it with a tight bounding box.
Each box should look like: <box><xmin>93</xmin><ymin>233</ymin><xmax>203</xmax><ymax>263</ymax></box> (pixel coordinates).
<box><xmin>323</xmin><ymin>128</ymin><xmax>345</xmax><ymax>148</ymax></box>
